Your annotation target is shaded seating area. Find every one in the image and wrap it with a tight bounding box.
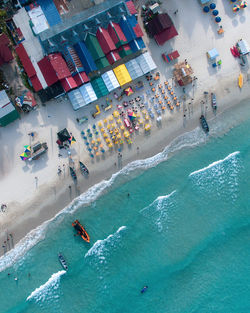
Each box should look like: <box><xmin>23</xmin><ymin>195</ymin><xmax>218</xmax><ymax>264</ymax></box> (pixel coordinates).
<box><xmin>173</xmin><ymin>62</ymin><xmax>194</xmax><ymax>86</ymax></box>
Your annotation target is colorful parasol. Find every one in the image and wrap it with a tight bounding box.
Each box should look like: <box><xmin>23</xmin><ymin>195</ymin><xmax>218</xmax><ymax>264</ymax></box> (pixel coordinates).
<box><xmin>124</xmin><ymin>87</ymin><xmax>134</xmax><ymax>96</ymax></box>
<box><xmin>68</xmin><ymin>136</ymin><xmax>76</xmax><ymax>145</ymax></box>
<box><xmin>233</xmin><ymin>4</ymin><xmax>240</xmax><ymax>11</ymax></box>
<box><xmin>20</xmin><ymin>152</ymin><xmax>29</xmax><ymax>160</ymax></box>
<box><xmin>128</xmin><ymin>111</ymin><xmax>136</xmax><ymax>121</ymax></box>
<box><xmin>240</xmin><ymin>1</ymin><xmax>247</xmax><ymax>8</ymax></box>
<box><xmin>24</xmin><ymin>145</ymin><xmax>31</xmax><ymax>152</ymax></box>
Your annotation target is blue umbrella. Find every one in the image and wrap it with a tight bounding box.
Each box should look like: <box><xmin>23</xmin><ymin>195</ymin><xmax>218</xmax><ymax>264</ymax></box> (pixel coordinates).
<box><xmin>203</xmin><ymin>6</ymin><xmax>210</xmax><ymax>13</ymax></box>
<box><xmin>83</xmin><ymin>136</ymin><xmax>87</xmax><ymax>140</ymax></box>
<box><xmin>88</xmin><ymin>148</ymin><xmax>92</xmax><ymax>151</ymax></box>
<box><xmin>215</xmin><ymin>16</ymin><xmax>221</xmax><ymax>23</ymax></box>
<box><xmin>231</xmin><ymin>0</ymin><xmax>237</xmax><ymax>2</ymax></box>
<box><xmin>212</xmin><ymin>9</ymin><xmax>219</xmax><ymax>16</ymax></box>
<box><xmin>92</xmin><ymin>124</ymin><xmax>96</xmax><ymax>129</ymax></box>
<box><xmin>210</xmin><ymin>3</ymin><xmax>216</xmax><ymax>9</ymax></box>
<box><xmin>85</xmin><ymin>142</ymin><xmax>89</xmax><ymax>146</ymax></box>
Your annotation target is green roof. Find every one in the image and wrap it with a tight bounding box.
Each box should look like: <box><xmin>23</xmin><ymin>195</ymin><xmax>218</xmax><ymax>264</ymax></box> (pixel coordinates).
<box><xmin>95</xmin><ymin>56</ymin><xmax>109</xmax><ymax>70</ymax></box>
<box><xmin>91</xmin><ymin>77</ymin><xmax>109</xmax><ymax>98</ymax></box>
<box><xmin>85</xmin><ymin>33</ymin><xmax>105</xmax><ymax>61</ymax></box>
<box><xmin>118</xmin><ymin>47</ymin><xmax>133</xmax><ymax>58</ymax></box>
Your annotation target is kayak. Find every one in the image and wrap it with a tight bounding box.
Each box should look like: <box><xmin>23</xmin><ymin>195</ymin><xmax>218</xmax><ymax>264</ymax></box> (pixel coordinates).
<box><xmin>58</xmin><ymin>253</ymin><xmax>68</xmax><ymax>271</ymax></box>
<box><xmin>69</xmin><ymin>167</ymin><xmax>77</xmax><ymax>181</ymax></box>
<box><xmin>141</xmin><ymin>286</ymin><xmax>148</xmax><ymax>294</ymax></box>
<box><xmin>72</xmin><ymin>220</ymin><xmax>90</xmax><ymax>243</ymax></box>
<box><xmin>79</xmin><ymin>161</ymin><xmax>89</xmax><ymax>175</ymax></box>
<box><xmin>211</xmin><ymin>93</ymin><xmax>217</xmax><ymax>110</ymax></box>
<box><xmin>238</xmin><ymin>73</ymin><xmax>243</xmax><ymax>88</ymax></box>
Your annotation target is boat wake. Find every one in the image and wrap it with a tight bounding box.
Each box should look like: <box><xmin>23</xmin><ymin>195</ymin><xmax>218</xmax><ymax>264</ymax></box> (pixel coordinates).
<box><xmin>140</xmin><ymin>191</ymin><xmax>176</xmax><ymax>232</ymax></box>
<box><xmin>26</xmin><ymin>270</ymin><xmax>66</xmax><ymax>303</ymax></box>
<box><xmin>0</xmin><ymin>126</ymin><xmax>207</xmax><ymax>272</ymax></box>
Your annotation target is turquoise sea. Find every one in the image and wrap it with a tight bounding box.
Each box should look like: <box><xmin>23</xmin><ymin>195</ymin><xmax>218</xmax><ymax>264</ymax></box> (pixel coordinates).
<box><xmin>0</xmin><ymin>101</ymin><xmax>250</xmax><ymax>313</ymax></box>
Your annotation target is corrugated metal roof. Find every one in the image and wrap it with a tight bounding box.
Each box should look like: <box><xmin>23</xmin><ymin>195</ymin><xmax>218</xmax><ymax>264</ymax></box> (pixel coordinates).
<box><xmin>38</xmin><ymin>56</ymin><xmax>59</xmax><ymax>86</ymax></box>
<box><xmin>106</xmin><ymin>50</ymin><xmax>121</xmax><ymax>65</ymax></box>
<box><xmin>154</xmin><ymin>25</ymin><xmax>178</xmax><ymax>46</ymax></box>
<box><xmin>0</xmin><ymin>34</ymin><xmax>13</xmax><ymax>66</ymax></box>
<box><xmin>91</xmin><ymin>77</ymin><xmax>109</xmax><ymax>99</ymax></box>
<box><xmin>30</xmin><ymin>75</ymin><xmax>43</xmax><ymax>91</ymax></box>
<box><xmin>68</xmin><ymin>88</ymin><xmax>86</xmax><ymax>110</ymax></box>
<box><xmin>37</xmin><ymin>0</ymin><xmax>61</xmax><ymax>27</ymax></box>
<box><xmin>15</xmin><ymin>43</ymin><xmax>36</xmax><ymax>78</ymax></box>
<box><xmin>125</xmin><ymin>58</ymin><xmax>143</xmax><ymax>80</ymax></box>
<box><xmin>74</xmin><ymin>41</ymin><xmax>97</xmax><ymax>74</ymax></box>
<box><xmin>127</xmin><ymin>15</ymin><xmax>143</xmax><ymax>38</ymax></box>
<box><xmin>125</xmin><ymin>1</ymin><xmax>137</xmax><ymax>15</ymax></box>
<box><xmin>146</xmin><ymin>13</ymin><xmax>173</xmax><ymax>36</ymax></box>
<box><xmin>118</xmin><ymin>44</ymin><xmax>132</xmax><ymax>58</ymax></box>
<box><xmin>0</xmin><ymin>90</ymin><xmax>11</xmax><ymax>108</ymax></box>
<box><xmin>60</xmin><ymin>76</ymin><xmax>78</xmax><ymax>92</ymax></box>
<box><xmin>73</xmin><ymin>72</ymin><xmax>89</xmax><ymax>86</ymax></box>
<box><xmin>85</xmin><ymin>33</ymin><xmax>105</xmax><ymax>61</ymax></box>
<box><xmin>113</xmin><ymin>64</ymin><xmax>132</xmax><ymax>86</ymax></box>
<box><xmin>135</xmin><ymin>52</ymin><xmax>157</xmax><ymax>74</ymax></box>
<box><xmin>101</xmin><ymin>70</ymin><xmax>120</xmax><ymax>92</ymax></box>
<box><xmin>48</xmin><ymin>53</ymin><xmax>71</xmax><ymax>79</ymax></box>
<box><xmin>107</xmin><ymin>22</ymin><xmax>127</xmax><ymax>48</ymax></box>
<box><xmin>95</xmin><ymin>56</ymin><xmax>109</xmax><ymax>70</ymax></box>
<box><xmin>119</xmin><ymin>15</ymin><xmax>136</xmax><ymax>42</ymax></box>
<box><xmin>63</xmin><ymin>46</ymin><xmax>84</xmax><ymax>75</ymax></box>
<box><xmin>129</xmin><ymin>37</ymin><xmax>145</xmax><ymax>52</ymax></box>
<box><xmin>96</xmin><ymin>27</ymin><xmax>116</xmax><ymax>54</ymax></box>
<box><xmin>79</xmin><ymin>82</ymin><xmax>97</xmax><ymax>104</ymax></box>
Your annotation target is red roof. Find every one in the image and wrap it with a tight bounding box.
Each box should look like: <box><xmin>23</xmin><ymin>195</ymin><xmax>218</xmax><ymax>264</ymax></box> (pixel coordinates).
<box><xmin>30</xmin><ymin>75</ymin><xmax>43</xmax><ymax>92</ymax></box>
<box><xmin>60</xmin><ymin>76</ymin><xmax>78</xmax><ymax>92</ymax></box>
<box><xmin>125</xmin><ymin>1</ymin><xmax>137</xmax><ymax>15</ymax></box>
<box><xmin>38</xmin><ymin>56</ymin><xmax>58</xmax><ymax>86</ymax></box>
<box><xmin>154</xmin><ymin>25</ymin><xmax>178</xmax><ymax>46</ymax></box>
<box><xmin>0</xmin><ymin>34</ymin><xmax>13</xmax><ymax>66</ymax></box>
<box><xmin>96</xmin><ymin>27</ymin><xmax>116</xmax><ymax>54</ymax></box>
<box><xmin>73</xmin><ymin>72</ymin><xmax>89</xmax><ymax>86</ymax></box>
<box><xmin>107</xmin><ymin>22</ymin><xmax>127</xmax><ymax>46</ymax></box>
<box><xmin>15</xmin><ymin>43</ymin><xmax>36</xmax><ymax>77</ymax></box>
<box><xmin>106</xmin><ymin>50</ymin><xmax>121</xmax><ymax>65</ymax></box>
<box><xmin>48</xmin><ymin>53</ymin><xmax>71</xmax><ymax>79</ymax></box>
<box><xmin>133</xmin><ymin>23</ymin><xmax>143</xmax><ymax>38</ymax></box>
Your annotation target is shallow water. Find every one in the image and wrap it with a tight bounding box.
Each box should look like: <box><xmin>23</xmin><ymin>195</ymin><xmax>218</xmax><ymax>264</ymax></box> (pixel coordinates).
<box><xmin>0</xmin><ymin>101</ymin><xmax>250</xmax><ymax>313</ymax></box>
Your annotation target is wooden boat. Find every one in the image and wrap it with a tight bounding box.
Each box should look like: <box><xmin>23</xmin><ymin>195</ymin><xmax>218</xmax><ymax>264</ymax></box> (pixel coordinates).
<box><xmin>69</xmin><ymin>167</ymin><xmax>77</xmax><ymax>181</ymax></box>
<box><xmin>79</xmin><ymin>161</ymin><xmax>89</xmax><ymax>175</ymax></box>
<box><xmin>238</xmin><ymin>73</ymin><xmax>243</xmax><ymax>89</ymax></box>
<box><xmin>72</xmin><ymin>220</ymin><xmax>90</xmax><ymax>243</ymax></box>
<box><xmin>211</xmin><ymin>93</ymin><xmax>217</xmax><ymax>111</ymax></box>
<box><xmin>58</xmin><ymin>253</ymin><xmax>68</xmax><ymax>271</ymax></box>
<box><xmin>200</xmin><ymin>115</ymin><xmax>209</xmax><ymax>133</ymax></box>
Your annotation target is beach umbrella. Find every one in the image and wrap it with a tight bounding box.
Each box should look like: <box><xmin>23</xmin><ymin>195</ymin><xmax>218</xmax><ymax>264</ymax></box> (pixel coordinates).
<box><xmin>240</xmin><ymin>1</ymin><xmax>247</xmax><ymax>8</ymax></box>
<box><xmin>144</xmin><ymin>124</ymin><xmax>151</xmax><ymax>131</ymax></box>
<box><xmin>210</xmin><ymin>3</ymin><xmax>216</xmax><ymax>9</ymax></box>
<box><xmin>98</xmin><ymin>121</ymin><xmax>103</xmax><ymax>128</ymax></box>
<box><xmin>124</xmin><ymin>131</ymin><xmax>130</xmax><ymax>138</ymax></box>
<box><xmin>24</xmin><ymin>145</ymin><xmax>31</xmax><ymax>152</ymax></box>
<box><xmin>68</xmin><ymin>136</ymin><xmax>76</xmax><ymax>145</ymax></box>
<box><xmin>20</xmin><ymin>152</ymin><xmax>29</xmax><ymax>160</ymax></box>
<box><xmin>212</xmin><ymin>9</ymin><xmax>219</xmax><ymax>16</ymax></box>
<box><xmin>231</xmin><ymin>0</ymin><xmax>237</xmax><ymax>2</ymax></box>
<box><xmin>215</xmin><ymin>16</ymin><xmax>221</xmax><ymax>23</ymax></box>
<box><xmin>128</xmin><ymin>111</ymin><xmax>137</xmax><ymax>121</ymax></box>
<box><xmin>92</xmin><ymin>124</ymin><xmax>96</xmax><ymax>129</ymax></box>
<box><xmin>124</xmin><ymin>87</ymin><xmax>134</xmax><ymax>96</ymax></box>
<box><xmin>87</xmin><ymin>148</ymin><xmax>92</xmax><ymax>151</ymax></box>
<box><xmin>113</xmin><ymin>110</ymin><xmax>120</xmax><ymax>118</ymax></box>
<box><xmin>233</xmin><ymin>4</ymin><xmax>240</xmax><ymax>11</ymax></box>
<box><xmin>203</xmin><ymin>6</ymin><xmax>210</xmax><ymax>13</ymax></box>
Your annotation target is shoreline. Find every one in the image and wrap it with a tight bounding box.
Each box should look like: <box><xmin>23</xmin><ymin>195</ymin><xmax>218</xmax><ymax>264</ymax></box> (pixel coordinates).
<box><xmin>1</xmin><ymin>0</ymin><xmax>250</xmax><ymax>259</ymax></box>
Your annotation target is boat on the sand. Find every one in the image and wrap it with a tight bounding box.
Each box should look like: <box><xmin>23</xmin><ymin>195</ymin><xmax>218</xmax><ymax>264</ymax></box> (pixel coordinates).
<box><xmin>200</xmin><ymin>115</ymin><xmax>209</xmax><ymax>133</ymax></box>
<box><xmin>72</xmin><ymin>220</ymin><xmax>90</xmax><ymax>243</ymax></box>
<box><xmin>58</xmin><ymin>253</ymin><xmax>68</xmax><ymax>271</ymax></box>
<box><xmin>238</xmin><ymin>73</ymin><xmax>243</xmax><ymax>89</ymax></box>
<box><xmin>69</xmin><ymin>167</ymin><xmax>77</xmax><ymax>181</ymax></box>
<box><xmin>211</xmin><ymin>93</ymin><xmax>217</xmax><ymax>111</ymax></box>
<box><xmin>79</xmin><ymin>161</ymin><xmax>89</xmax><ymax>175</ymax></box>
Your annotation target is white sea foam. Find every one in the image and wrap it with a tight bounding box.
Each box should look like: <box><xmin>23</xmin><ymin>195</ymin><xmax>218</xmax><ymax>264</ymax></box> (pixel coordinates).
<box><xmin>0</xmin><ymin>126</ymin><xmax>206</xmax><ymax>272</ymax></box>
<box><xmin>26</xmin><ymin>270</ymin><xmax>66</xmax><ymax>302</ymax></box>
<box><xmin>85</xmin><ymin>226</ymin><xmax>126</xmax><ymax>263</ymax></box>
<box><xmin>189</xmin><ymin>151</ymin><xmax>240</xmax><ymax>177</ymax></box>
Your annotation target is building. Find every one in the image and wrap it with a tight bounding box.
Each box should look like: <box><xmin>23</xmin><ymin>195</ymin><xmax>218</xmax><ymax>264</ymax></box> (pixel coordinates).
<box><xmin>0</xmin><ymin>33</ymin><xmax>14</xmax><ymax>66</ymax></box>
<box><xmin>0</xmin><ymin>90</ymin><xmax>19</xmax><ymax>127</ymax></box>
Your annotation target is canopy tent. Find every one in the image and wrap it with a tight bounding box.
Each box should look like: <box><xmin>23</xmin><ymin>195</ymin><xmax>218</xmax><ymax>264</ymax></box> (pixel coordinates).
<box><xmin>95</xmin><ymin>56</ymin><xmax>110</xmax><ymax>69</ymax></box>
<box><xmin>101</xmin><ymin>70</ymin><xmax>120</xmax><ymax>92</ymax></box>
<box><xmin>200</xmin><ymin>0</ymin><xmax>211</xmax><ymax>3</ymax></box>
<box><xmin>135</xmin><ymin>52</ymin><xmax>157</xmax><ymax>74</ymax></box>
<box><xmin>60</xmin><ymin>76</ymin><xmax>78</xmax><ymax>92</ymax></box>
<box><xmin>91</xmin><ymin>77</ymin><xmax>109</xmax><ymax>99</ymax></box>
<box><xmin>113</xmin><ymin>64</ymin><xmax>132</xmax><ymax>86</ymax></box>
<box><xmin>67</xmin><ymin>88</ymin><xmax>86</xmax><ymax>110</ymax></box>
<box><xmin>57</xmin><ymin>128</ymin><xmax>71</xmax><ymax>142</ymax></box>
<box><xmin>129</xmin><ymin>38</ymin><xmax>146</xmax><ymax>52</ymax></box>
<box><xmin>207</xmin><ymin>48</ymin><xmax>219</xmax><ymax>59</ymax></box>
<box><xmin>125</xmin><ymin>58</ymin><xmax>144</xmax><ymax>80</ymax></box>
<box><xmin>79</xmin><ymin>82</ymin><xmax>97</xmax><ymax>104</ymax></box>
<box><xmin>237</xmin><ymin>39</ymin><xmax>250</xmax><ymax>55</ymax></box>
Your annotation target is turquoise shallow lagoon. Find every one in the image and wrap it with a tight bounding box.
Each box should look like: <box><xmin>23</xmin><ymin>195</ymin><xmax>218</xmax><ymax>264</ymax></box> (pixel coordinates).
<box><xmin>0</xmin><ymin>101</ymin><xmax>250</xmax><ymax>313</ymax></box>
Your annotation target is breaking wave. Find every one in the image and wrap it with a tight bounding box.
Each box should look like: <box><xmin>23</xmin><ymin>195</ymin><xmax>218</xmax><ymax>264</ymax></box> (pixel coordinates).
<box><xmin>26</xmin><ymin>270</ymin><xmax>66</xmax><ymax>303</ymax></box>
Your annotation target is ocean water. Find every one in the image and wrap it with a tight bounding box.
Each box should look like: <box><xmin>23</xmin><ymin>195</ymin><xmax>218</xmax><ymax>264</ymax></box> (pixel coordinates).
<box><xmin>0</xmin><ymin>101</ymin><xmax>250</xmax><ymax>313</ymax></box>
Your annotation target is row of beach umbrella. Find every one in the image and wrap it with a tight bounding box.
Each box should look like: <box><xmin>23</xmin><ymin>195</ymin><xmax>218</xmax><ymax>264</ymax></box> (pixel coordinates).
<box><xmin>203</xmin><ymin>3</ymin><xmax>222</xmax><ymax>23</ymax></box>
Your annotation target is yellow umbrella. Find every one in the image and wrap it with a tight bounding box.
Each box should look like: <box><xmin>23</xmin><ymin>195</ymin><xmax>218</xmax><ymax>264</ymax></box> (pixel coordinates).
<box><xmin>120</xmin><ymin>125</ymin><xmax>125</xmax><ymax>130</ymax></box>
<box><xmin>145</xmin><ymin>115</ymin><xmax>150</xmax><ymax>120</ymax></box>
<box><xmin>107</xmin><ymin>124</ymin><xmax>111</xmax><ymax>130</ymax></box>
<box><xmin>138</xmin><ymin>118</ymin><xmax>144</xmax><ymax>125</ymax></box>
<box><xmin>113</xmin><ymin>110</ymin><xmax>120</xmax><ymax>118</ymax></box>
<box><xmin>117</xmin><ymin>133</ymin><xmax>121</xmax><ymax>139</ymax></box>
<box><xmin>124</xmin><ymin>131</ymin><xmax>130</xmax><ymax>138</ymax></box>
<box><xmin>103</xmin><ymin>133</ymin><xmax>108</xmax><ymax>138</ymax></box>
<box><xmin>111</xmin><ymin>123</ymin><xmax>116</xmax><ymax>128</ymax></box>
<box><xmin>106</xmin><ymin>138</ymin><xmax>111</xmax><ymax>143</ymax></box>
<box><xmin>101</xmin><ymin>128</ymin><xmax>105</xmax><ymax>133</ymax></box>
<box><xmin>103</xmin><ymin>118</ymin><xmax>108</xmax><ymax>124</ymax></box>
<box><xmin>144</xmin><ymin>123</ymin><xmax>151</xmax><ymax>131</ymax></box>
<box><xmin>98</xmin><ymin>121</ymin><xmax>103</xmax><ymax>127</ymax></box>
<box><xmin>108</xmin><ymin>143</ymin><xmax>113</xmax><ymax>148</ymax></box>
<box><xmin>108</xmin><ymin>115</ymin><xmax>113</xmax><ymax>122</ymax></box>
<box><xmin>117</xmin><ymin>119</ymin><xmax>122</xmax><ymax>124</ymax></box>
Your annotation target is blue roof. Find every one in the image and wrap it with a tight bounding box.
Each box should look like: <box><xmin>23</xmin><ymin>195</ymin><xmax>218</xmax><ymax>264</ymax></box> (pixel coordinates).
<box><xmin>129</xmin><ymin>38</ymin><xmax>145</xmax><ymax>52</ymax></box>
<box><xmin>74</xmin><ymin>42</ymin><xmax>97</xmax><ymax>74</ymax></box>
<box><xmin>119</xmin><ymin>16</ymin><xmax>136</xmax><ymax>42</ymax></box>
<box><xmin>37</xmin><ymin>0</ymin><xmax>61</xmax><ymax>27</ymax></box>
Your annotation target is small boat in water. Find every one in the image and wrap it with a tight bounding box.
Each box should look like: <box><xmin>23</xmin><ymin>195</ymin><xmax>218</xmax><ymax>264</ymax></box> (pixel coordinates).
<box><xmin>72</xmin><ymin>220</ymin><xmax>90</xmax><ymax>243</ymax></box>
<box><xmin>141</xmin><ymin>286</ymin><xmax>148</xmax><ymax>294</ymax></box>
<box><xmin>200</xmin><ymin>115</ymin><xmax>209</xmax><ymax>133</ymax></box>
<box><xmin>58</xmin><ymin>253</ymin><xmax>68</xmax><ymax>271</ymax></box>
<box><xmin>79</xmin><ymin>161</ymin><xmax>89</xmax><ymax>175</ymax></box>
<box><xmin>211</xmin><ymin>93</ymin><xmax>217</xmax><ymax>111</ymax></box>
<box><xmin>69</xmin><ymin>167</ymin><xmax>77</xmax><ymax>181</ymax></box>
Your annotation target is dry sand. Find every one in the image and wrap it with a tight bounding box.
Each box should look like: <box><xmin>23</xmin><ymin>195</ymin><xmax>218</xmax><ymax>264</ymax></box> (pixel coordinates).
<box><xmin>1</xmin><ymin>0</ymin><xmax>250</xmax><ymax>255</ymax></box>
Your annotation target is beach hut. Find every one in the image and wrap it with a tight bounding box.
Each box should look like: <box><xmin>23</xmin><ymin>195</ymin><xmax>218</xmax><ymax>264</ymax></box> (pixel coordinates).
<box><xmin>68</xmin><ymin>89</ymin><xmax>86</xmax><ymax>110</ymax></box>
<box><xmin>207</xmin><ymin>48</ymin><xmax>219</xmax><ymax>60</ymax></box>
<box><xmin>125</xmin><ymin>59</ymin><xmax>144</xmax><ymax>80</ymax></box>
<box><xmin>91</xmin><ymin>77</ymin><xmax>109</xmax><ymax>99</ymax></box>
<box><xmin>0</xmin><ymin>90</ymin><xmax>19</xmax><ymax>126</ymax></box>
<box><xmin>113</xmin><ymin>64</ymin><xmax>132</xmax><ymax>86</ymax></box>
<box><xmin>79</xmin><ymin>83</ymin><xmax>97</xmax><ymax>104</ymax></box>
<box><xmin>173</xmin><ymin>61</ymin><xmax>194</xmax><ymax>86</ymax></box>
<box><xmin>101</xmin><ymin>70</ymin><xmax>120</xmax><ymax>92</ymax></box>
<box><xmin>135</xmin><ymin>52</ymin><xmax>157</xmax><ymax>74</ymax></box>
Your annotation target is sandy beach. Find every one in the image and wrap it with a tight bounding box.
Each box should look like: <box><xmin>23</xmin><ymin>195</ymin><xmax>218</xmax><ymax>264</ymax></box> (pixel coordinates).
<box><xmin>0</xmin><ymin>0</ymin><xmax>250</xmax><ymax>255</ymax></box>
